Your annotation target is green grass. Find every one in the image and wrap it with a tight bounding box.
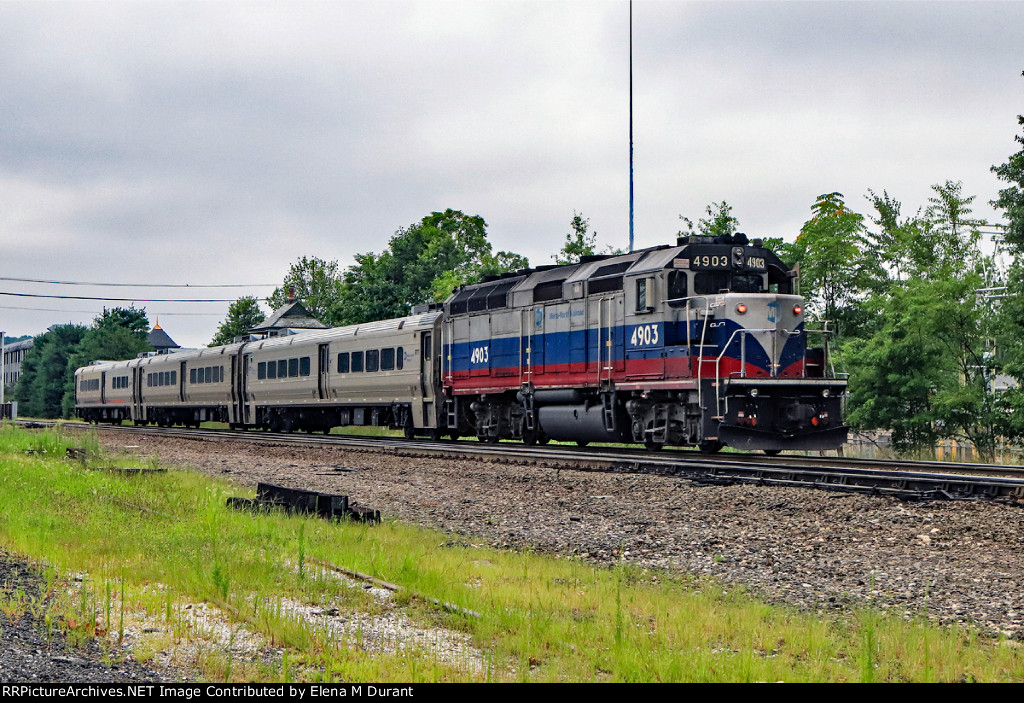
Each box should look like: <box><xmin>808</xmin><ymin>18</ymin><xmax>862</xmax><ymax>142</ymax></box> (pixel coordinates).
<box><xmin>1</xmin><ymin>421</ymin><xmax>1022</xmax><ymax>681</ymax></box>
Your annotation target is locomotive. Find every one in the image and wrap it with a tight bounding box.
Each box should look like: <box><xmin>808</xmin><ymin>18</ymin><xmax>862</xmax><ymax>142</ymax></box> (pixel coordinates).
<box><xmin>76</xmin><ymin>234</ymin><xmax>848</xmax><ymax>454</ymax></box>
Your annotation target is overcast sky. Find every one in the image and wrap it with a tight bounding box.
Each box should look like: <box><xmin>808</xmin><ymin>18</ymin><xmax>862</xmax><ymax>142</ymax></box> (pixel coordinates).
<box><xmin>1</xmin><ymin>0</ymin><xmax>1022</xmax><ymax>348</ymax></box>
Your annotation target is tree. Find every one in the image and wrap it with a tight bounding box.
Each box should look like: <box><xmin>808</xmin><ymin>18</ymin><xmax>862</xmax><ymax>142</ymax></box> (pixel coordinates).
<box><xmin>336</xmin><ymin>209</ymin><xmax>529</xmax><ymax>325</ymax></box>
<box><xmin>93</xmin><ymin>306</ymin><xmax>150</xmax><ymax>336</ymax></box>
<box><xmin>210</xmin><ymin>297</ymin><xmax>266</xmax><ymax>346</ymax></box>
<box><xmin>267</xmin><ymin>256</ymin><xmax>345</xmax><ymax>324</ymax></box>
<box><xmin>678</xmin><ymin>201</ymin><xmax>740</xmax><ymax>239</ymax></box>
<box><xmin>991</xmin><ymin>80</ymin><xmax>1024</xmax><ymax>410</ymax></box>
<box><xmin>791</xmin><ymin>192</ymin><xmax>882</xmax><ymax>336</ymax></box>
<box><xmin>992</xmin><ymin>113</ymin><xmax>1024</xmax><ymax>251</ymax></box>
<box><xmin>925</xmin><ymin>180</ymin><xmax>985</xmax><ymax>275</ymax></box>
<box><xmin>844</xmin><ymin>273</ymin><xmax>1010</xmax><ymax>459</ymax></box>
<box><xmin>14</xmin><ymin>324</ymin><xmax>87</xmax><ymax>419</ymax></box>
<box><xmin>61</xmin><ymin>307</ymin><xmax>153</xmax><ymax>416</ymax></box>
<box><xmin>865</xmin><ymin>189</ymin><xmax>921</xmax><ymax>282</ymax></box>
<box><xmin>555</xmin><ymin>211</ymin><xmax>597</xmax><ymax>264</ymax></box>
<box><xmin>553</xmin><ymin>211</ymin><xmax>625</xmax><ymax>265</ymax></box>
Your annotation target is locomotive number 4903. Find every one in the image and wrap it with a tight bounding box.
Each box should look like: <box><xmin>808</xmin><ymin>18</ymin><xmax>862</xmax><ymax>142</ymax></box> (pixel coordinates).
<box><xmin>630</xmin><ymin>324</ymin><xmax>659</xmax><ymax>347</ymax></box>
<box><xmin>470</xmin><ymin>346</ymin><xmax>489</xmax><ymax>364</ymax></box>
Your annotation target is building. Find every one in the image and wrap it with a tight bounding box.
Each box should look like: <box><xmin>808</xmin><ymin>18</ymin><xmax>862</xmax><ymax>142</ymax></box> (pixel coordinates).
<box><xmin>147</xmin><ymin>322</ymin><xmax>181</xmax><ymax>354</ymax></box>
<box><xmin>2</xmin><ymin>337</ymin><xmax>34</xmax><ymax>390</ymax></box>
<box><xmin>248</xmin><ymin>297</ymin><xmax>328</xmax><ymax>338</ymax></box>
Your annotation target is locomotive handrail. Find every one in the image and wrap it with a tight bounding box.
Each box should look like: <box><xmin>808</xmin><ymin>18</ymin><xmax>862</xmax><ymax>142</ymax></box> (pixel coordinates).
<box><xmin>667</xmin><ymin>295</ymin><xmax>715</xmax><ymax>421</ymax></box>
<box><xmin>801</xmin><ymin>324</ymin><xmax>839</xmax><ymax>377</ymax></box>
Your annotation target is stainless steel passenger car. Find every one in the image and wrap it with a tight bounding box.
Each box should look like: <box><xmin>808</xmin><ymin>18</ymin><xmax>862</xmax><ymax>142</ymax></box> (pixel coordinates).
<box><xmin>75</xmin><ymin>360</ymin><xmax>134</xmax><ymax>423</ymax></box>
<box><xmin>239</xmin><ymin>312</ymin><xmax>442</xmax><ymax>434</ymax></box>
<box><xmin>75</xmin><ymin>312</ymin><xmax>444</xmax><ymax>435</ymax></box>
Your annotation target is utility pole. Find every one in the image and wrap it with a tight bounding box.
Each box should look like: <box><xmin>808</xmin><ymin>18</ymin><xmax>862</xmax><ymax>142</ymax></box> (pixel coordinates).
<box><xmin>1</xmin><ymin>330</ymin><xmax>5</xmax><ymax>410</ymax></box>
<box><xmin>628</xmin><ymin>0</ymin><xmax>634</xmax><ymax>253</ymax></box>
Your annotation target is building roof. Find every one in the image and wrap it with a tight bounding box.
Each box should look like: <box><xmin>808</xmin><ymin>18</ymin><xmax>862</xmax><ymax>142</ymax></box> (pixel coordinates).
<box><xmin>250</xmin><ymin>298</ymin><xmax>328</xmax><ymax>334</ymax></box>
<box><xmin>147</xmin><ymin>323</ymin><xmax>180</xmax><ymax>351</ymax></box>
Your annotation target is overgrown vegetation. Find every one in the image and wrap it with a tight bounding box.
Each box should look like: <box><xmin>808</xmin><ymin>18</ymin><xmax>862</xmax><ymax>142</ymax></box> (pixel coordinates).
<box><xmin>1</xmin><ymin>423</ymin><xmax>1022</xmax><ymax>682</ymax></box>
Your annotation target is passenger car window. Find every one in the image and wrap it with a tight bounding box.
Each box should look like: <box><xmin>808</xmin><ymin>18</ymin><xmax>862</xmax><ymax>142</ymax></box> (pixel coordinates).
<box><xmin>381</xmin><ymin>348</ymin><xmax>394</xmax><ymax>371</ymax></box>
<box><xmin>288</xmin><ymin>358</ymin><xmax>299</xmax><ymax>377</ymax></box>
<box><xmin>337</xmin><ymin>353</ymin><xmax>349</xmax><ymax>373</ymax></box>
<box><xmin>267</xmin><ymin>362</ymin><xmax>277</xmax><ymax>379</ymax></box>
<box><xmin>299</xmin><ymin>357</ymin><xmax>311</xmax><ymax>376</ymax></box>
<box><xmin>397</xmin><ymin>347</ymin><xmax>404</xmax><ymax>370</ymax></box>
<box><xmin>278</xmin><ymin>360</ymin><xmax>287</xmax><ymax>378</ymax></box>
<box><xmin>351</xmin><ymin>351</ymin><xmax>364</xmax><ymax>372</ymax></box>
<box><xmin>366</xmin><ymin>349</ymin><xmax>379</xmax><ymax>372</ymax></box>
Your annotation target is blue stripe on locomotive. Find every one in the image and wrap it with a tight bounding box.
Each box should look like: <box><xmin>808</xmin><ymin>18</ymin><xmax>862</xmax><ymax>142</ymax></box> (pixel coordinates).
<box><xmin>449</xmin><ymin>319</ymin><xmax>806</xmax><ymax>374</ymax></box>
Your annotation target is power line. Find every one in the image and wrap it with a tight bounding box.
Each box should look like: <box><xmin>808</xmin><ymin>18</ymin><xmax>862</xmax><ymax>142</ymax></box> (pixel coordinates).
<box><xmin>0</xmin><ymin>276</ymin><xmax>276</xmax><ymax>288</ymax></box>
<box><xmin>0</xmin><ymin>291</ymin><xmax>236</xmax><ymax>303</ymax></box>
<box><xmin>0</xmin><ymin>305</ymin><xmax>222</xmax><ymax>316</ymax></box>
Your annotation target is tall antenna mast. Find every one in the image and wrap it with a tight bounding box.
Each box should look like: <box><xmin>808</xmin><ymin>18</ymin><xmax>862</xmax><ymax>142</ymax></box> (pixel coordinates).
<box><xmin>629</xmin><ymin>0</ymin><xmax>635</xmax><ymax>252</ymax></box>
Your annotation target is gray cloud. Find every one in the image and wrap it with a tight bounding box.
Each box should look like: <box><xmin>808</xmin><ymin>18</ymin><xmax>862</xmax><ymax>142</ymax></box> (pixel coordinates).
<box><xmin>0</xmin><ymin>1</ymin><xmax>1021</xmax><ymax>347</ymax></box>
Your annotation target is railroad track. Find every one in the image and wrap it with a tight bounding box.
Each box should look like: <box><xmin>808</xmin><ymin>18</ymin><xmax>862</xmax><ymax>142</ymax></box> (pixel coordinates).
<box><xmin>37</xmin><ymin>420</ymin><xmax>1024</xmax><ymax>505</ymax></box>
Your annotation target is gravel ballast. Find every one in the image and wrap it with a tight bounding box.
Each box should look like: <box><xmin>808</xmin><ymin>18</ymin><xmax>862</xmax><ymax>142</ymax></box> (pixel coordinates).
<box><xmin>0</xmin><ymin>552</ymin><xmax>184</xmax><ymax>683</ymax></box>
<box><xmin>105</xmin><ymin>432</ymin><xmax>1024</xmax><ymax>639</ymax></box>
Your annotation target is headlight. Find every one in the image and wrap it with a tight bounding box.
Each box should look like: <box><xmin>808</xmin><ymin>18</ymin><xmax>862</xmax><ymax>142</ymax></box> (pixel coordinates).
<box><xmin>736</xmin><ymin>303</ymin><xmax>747</xmax><ymax>314</ymax></box>
<box><xmin>749</xmin><ymin>388</ymin><xmax>759</xmax><ymax>398</ymax></box>
<box><xmin>822</xmin><ymin>389</ymin><xmax>830</xmax><ymax>398</ymax></box>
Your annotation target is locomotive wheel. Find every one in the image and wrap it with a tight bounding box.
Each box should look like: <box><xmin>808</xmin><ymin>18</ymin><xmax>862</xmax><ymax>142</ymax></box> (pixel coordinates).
<box><xmin>764</xmin><ymin>449</ymin><xmax>782</xmax><ymax>456</ymax></box>
<box><xmin>698</xmin><ymin>440</ymin><xmax>723</xmax><ymax>454</ymax></box>
<box><xmin>487</xmin><ymin>434</ymin><xmax>500</xmax><ymax>444</ymax></box>
<box><xmin>537</xmin><ymin>434</ymin><xmax>550</xmax><ymax>445</ymax></box>
<box><xmin>448</xmin><ymin>431</ymin><xmax>461</xmax><ymax>441</ymax></box>
<box><xmin>404</xmin><ymin>424</ymin><xmax>416</xmax><ymax>440</ymax></box>
<box><xmin>429</xmin><ymin>428</ymin><xmax>443</xmax><ymax>441</ymax></box>
<box><xmin>522</xmin><ymin>427</ymin><xmax>537</xmax><ymax>446</ymax></box>
<box><xmin>644</xmin><ymin>440</ymin><xmax>664</xmax><ymax>452</ymax></box>
<box><xmin>576</xmin><ymin>440</ymin><xmax>589</xmax><ymax>448</ymax></box>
